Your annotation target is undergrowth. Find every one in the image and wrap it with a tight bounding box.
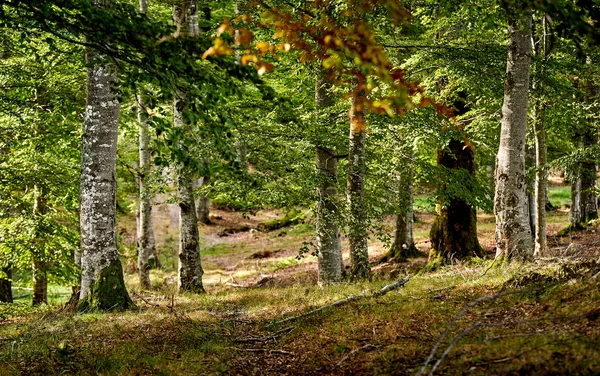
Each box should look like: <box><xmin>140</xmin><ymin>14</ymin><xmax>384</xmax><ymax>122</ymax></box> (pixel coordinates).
<box><xmin>1</xmin><ymin>259</ymin><xmax>599</xmax><ymax>375</ymax></box>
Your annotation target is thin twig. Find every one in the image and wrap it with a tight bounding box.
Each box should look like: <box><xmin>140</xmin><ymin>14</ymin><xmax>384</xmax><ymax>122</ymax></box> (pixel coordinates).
<box><xmin>233</xmin><ymin>348</ymin><xmax>294</xmax><ymax>356</ymax></box>
<box><xmin>416</xmin><ymin>289</ymin><xmax>530</xmax><ymax>376</ymax></box>
<box><xmin>275</xmin><ymin>276</ymin><xmax>410</xmax><ymax>325</ymax></box>
<box><xmin>335</xmin><ymin>344</ymin><xmax>381</xmax><ymax>368</ymax></box>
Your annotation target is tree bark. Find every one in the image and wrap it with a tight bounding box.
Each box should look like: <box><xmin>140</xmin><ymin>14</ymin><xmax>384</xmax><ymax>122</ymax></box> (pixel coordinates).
<box><xmin>429</xmin><ymin>140</ymin><xmax>482</xmax><ymax>266</ymax></box>
<box><xmin>137</xmin><ymin>94</ymin><xmax>156</xmax><ymax>290</ymax></box>
<box><xmin>0</xmin><ymin>268</ymin><xmax>12</xmax><ymax>303</ymax></box>
<box><xmin>532</xmin><ymin>16</ymin><xmax>549</xmax><ymax>258</ymax></box>
<box><xmin>178</xmin><ymin>174</ymin><xmax>204</xmax><ymax>293</ymax></box>
<box><xmin>494</xmin><ymin>10</ymin><xmax>533</xmax><ymax>262</ymax></box>
<box><xmin>346</xmin><ymin>73</ymin><xmax>370</xmax><ymax>280</ymax></box>
<box><xmin>78</xmin><ymin>6</ymin><xmax>133</xmax><ymax>310</ymax></box>
<box><xmin>387</xmin><ymin>152</ymin><xmax>419</xmax><ymax>261</ymax></box>
<box><xmin>580</xmin><ymin>125</ymin><xmax>598</xmax><ymax>224</ymax></box>
<box><xmin>314</xmin><ymin>72</ymin><xmax>343</xmax><ymax>284</ymax></box>
<box><xmin>174</xmin><ymin>0</ymin><xmax>204</xmax><ymax>293</ymax></box>
<box><xmin>533</xmin><ymin>102</ymin><xmax>547</xmax><ymax>257</ymax></box>
<box><xmin>32</xmin><ymin>185</ymin><xmax>48</xmax><ymax>305</ymax></box>
<box><xmin>194</xmin><ymin>176</ymin><xmax>211</xmax><ymax>224</ymax></box>
<box><xmin>32</xmin><ymin>86</ymin><xmax>47</xmax><ymax>305</ymax></box>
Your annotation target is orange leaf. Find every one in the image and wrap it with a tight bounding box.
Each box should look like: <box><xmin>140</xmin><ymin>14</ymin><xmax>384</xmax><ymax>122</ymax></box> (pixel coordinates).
<box><xmin>236</xmin><ymin>28</ymin><xmax>254</xmax><ymax>46</ymax></box>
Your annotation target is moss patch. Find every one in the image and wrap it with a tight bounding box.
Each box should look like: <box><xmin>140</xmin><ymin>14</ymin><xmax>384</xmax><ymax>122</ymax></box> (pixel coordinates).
<box><xmin>78</xmin><ymin>258</ymin><xmax>135</xmax><ymax>312</ymax></box>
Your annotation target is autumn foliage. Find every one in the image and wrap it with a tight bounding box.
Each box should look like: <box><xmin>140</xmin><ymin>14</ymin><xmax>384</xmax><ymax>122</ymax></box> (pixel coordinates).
<box><xmin>204</xmin><ymin>0</ymin><xmax>454</xmax><ymax>119</ymax></box>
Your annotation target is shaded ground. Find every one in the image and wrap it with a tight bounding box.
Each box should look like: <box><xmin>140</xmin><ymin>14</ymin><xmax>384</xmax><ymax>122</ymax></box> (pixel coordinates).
<box><xmin>3</xmin><ymin>185</ymin><xmax>600</xmax><ymax>375</ymax></box>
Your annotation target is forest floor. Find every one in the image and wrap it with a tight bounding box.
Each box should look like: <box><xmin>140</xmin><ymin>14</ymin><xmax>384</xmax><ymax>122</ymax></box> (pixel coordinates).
<box><xmin>1</xmin><ymin>186</ymin><xmax>600</xmax><ymax>375</ymax></box>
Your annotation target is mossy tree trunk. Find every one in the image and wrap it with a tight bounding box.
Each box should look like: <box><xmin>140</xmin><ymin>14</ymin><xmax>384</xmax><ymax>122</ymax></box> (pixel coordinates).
<box><xmin>79</xmin><ymin>16</ymin><xmax>134</xmax><ymax>311</ymax></box>
<box><xmin>346</xmin><ymin>73</ymin><xmax>370</xmax><ymax>280</ymax></box>
<box><xmin>429</xmin><ymin>140</ymin><xmax>482</xmax><ymax>266</ymax></box>
<box><xmin>315</xmin><ymin>71</ymin><xmax>343</xmax><ymax>284</ymax></box>
<box><xmin>494</xmin><ymin>9</ymin><xmax>533</xmax><ymax>262</ymax></box>
<box><xmin>174</xmin><ymin>0</ymin><xmax>204</xmax><ymax>293</ymax></box>
<box><xmin>0</xmin><ymin>268</ymin><xmax>12</xmax><ymax>303</ymax></box>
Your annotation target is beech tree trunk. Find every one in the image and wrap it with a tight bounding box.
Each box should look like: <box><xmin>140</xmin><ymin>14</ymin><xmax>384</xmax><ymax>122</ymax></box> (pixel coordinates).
<box><xmin>429</xmin><ymin>140</ymin><xmax>482</xmax><ymax>266</ymax></box>
<box><xmin>387</xmin><ymin>152</ymin><xmax>418</xmax><ymax>261</ymax></box>
<box><xmin>315</xmin><ymin>73</ymin><xmax>343</xmax><ymax>284</ymax></box>
<box><xmin>571</xmin><ymin>156</ymin><xmax>583</xmax><ymax>228</ymax></box>
<box><xmin>532</xmin><ymin>15</ymin><xmax>549</xmax><ymax>258</ymax></box>
<box><xmin>194</xmin><ymin>176</ymin><xmax>211</xmax><ymax>224</ymax></box>
<box><xmin>137</xmin><ymin>94</ymin><xmax>157</xmax><ymax>289</ymax></box>
<box><xmin>135</xmin><ymin>0</ymin><xmax>157</xmax><ymax>292</ymax></box>
<box><xmin>32</xmin><ymin>86</ymin><xmax>48</xmax><ymax>305</ymax></box>
<box><xmin>533</xmin><ymin>102</ymin><xmax>548</xmax><ymax>257</ymax></box>
<box><xmin>79</xmin><ymin>40</ymin><xmax>133</xmax><ymax>311</ymax></box>
<box><xmin>580</xmin><ymin>123</ymin><xmax>598</xmax><ymax>224</ymax></box>
<box><xmin>0</xmin><ymin>268</ymin><xmax>12</xmax><ymax>303</ymax></box>
<box><xmin>346</xmin><ymin>74</ymin><xmax>370</xmax><ymax>280</ymax></box>
<box><xmin>174</xmin><ymin>0</ymin><xmax>204</xmax><ymax>293</ymax></box>
<box><xmin>32</xmin><ymin>185</ymin><xmax>48</xmax><ymax>305</ymax></box>
<box><xmin>494</xmin><ymin>11</ymin><xmax>533</xmax><ymax>262</ymax></box>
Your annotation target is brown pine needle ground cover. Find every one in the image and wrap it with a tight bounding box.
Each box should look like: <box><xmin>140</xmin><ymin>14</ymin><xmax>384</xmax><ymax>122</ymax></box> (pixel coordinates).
<box><xmin>1</xmin><ymin>190</ymin><xmax>600</xmax><ymax>375</ymax></box>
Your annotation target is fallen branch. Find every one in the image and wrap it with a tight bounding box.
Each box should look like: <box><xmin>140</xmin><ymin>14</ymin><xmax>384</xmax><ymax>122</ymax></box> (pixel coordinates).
<box><xmin>131</xmin><ymin>292</ymin><xmax>160</xmax><ymax>307</ymax></box>
<box><xmin>275</xmin><ymin>276</ymin><xmax>410</xmax><ymax>325</ymax></box>
<box><xmin>233</xmin><ymin>348</ymin><xmax>294</xmax><ymax>356</ymax></box>
<box><xmin>334</xmin><ymin>344</ymin><xmax>381</xmax><ymax>368</ymax></box>
<box><xmin>234</xmin><ymin>326</ymin><xmax>295</xmax><ymax>344</ymax></box>
<box><xmin>424</xmin><ymin>313</ymin><xmax>585</xmax><ymax>375</ymax></box>
<box><xmin>416</xmin><ymin>289</ymin><xmax>531</xmax><ymax>376</ymax></box>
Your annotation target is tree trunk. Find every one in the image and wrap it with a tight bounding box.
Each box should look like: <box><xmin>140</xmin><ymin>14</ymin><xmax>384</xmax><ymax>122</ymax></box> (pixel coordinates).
<box><xmin>580</xmin><ymin>126</ymin><xmax>598</xmax><ymax>224</ymax></box>
<box><xmin>32</xmin><ymin>185</ymin><xmax>47</xmax><ymax>305</ymax></box>
<box><xmin>78</xmin><ymin>16</ymin><xmax>134</xmax><ymax>311</ymax></box>
<box><xmin>315</xmin><ymin>71</ymin><xmax>342</xmax><ymax>284</ymax></box>
<box><xmin>174</xmin><ymin>0</ymin><xmax>204</xmax><ymax>293</ymax></box>
<box><xmin>532</xmin><ymin>16</ymin><xmax>549</xmax><ymax>258</ymax></box>
<box><xmin>533</xmin><ymin>102</ymin><xmax>548</xmax><ymax>257</ymax></box>
<box><xmin>178</xmin><ymin>174</ymin><xmax>204</xmax><ymax>293</ymax></box>
<box><xmin>194</xmin><ymin>176</ymin><xmax>211</xmax><ymax>224</ymax></box>
<box><xmin>32</xmin><ymin>86</ymin><xmax>47</xmax><ymax>305</ymax></box>
<box><xmin>0</xmin><ymin>268</ymin><xmax>12</xmax><ymax>303</ymax></box>
<box><xmin>346</xmin><ymin>73</ymin><xmax>370</xmax><ymax>280</ymax></box>
<box><xmin>137</xmin><ymin>94</ymin><xmax>156</xmax><ymax>289</ymax></box>
<box><xmin>387</xmin><ymin>152</ymin><xmax>419</xmax><ymax>261</ymax></box>
<box><xmin>429</xmin><ymin>140</ymin><xmax>482</xmax><ymax>266</ymax></box>
<box><xmin>570</xmin><ymin>156</ymin><xmax>583</xmax><ymax>229</ymax></box>
<box><xmin>494</xmin><ymin>10</ymin><xmax>533</xmax><ymax>262</ymax></box>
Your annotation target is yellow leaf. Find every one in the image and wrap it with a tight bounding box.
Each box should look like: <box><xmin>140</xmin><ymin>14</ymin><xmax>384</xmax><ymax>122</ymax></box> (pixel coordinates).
<box><xmin>241</xmin><ymin>54</ymin><xmax>258</xmax><ymax>65</ymax></box>
<box><xmin>276</xmin><ymin>43</ymin><xmax>291</xmax><ymax>52</ymax></box>
<box><xmin>255</xmin><ymin>42</ymin><xmax>271</xmax><ymax>55</ymax></box>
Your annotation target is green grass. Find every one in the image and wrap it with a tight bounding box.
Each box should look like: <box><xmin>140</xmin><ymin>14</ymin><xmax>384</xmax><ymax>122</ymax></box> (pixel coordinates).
<box><xmin>11</xmin><ymin>285</ymin><xmax>72</xmax><ymax>306</ymax></box>
<box><xmin>548</xmin><ymin>185</ymin><xmax>571</xmax><ymax>208</ymax></box>
<box><xmin>1</xmin><ymin>261</ymin><xmax>598</xmax><ymax>375</ymax></box>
